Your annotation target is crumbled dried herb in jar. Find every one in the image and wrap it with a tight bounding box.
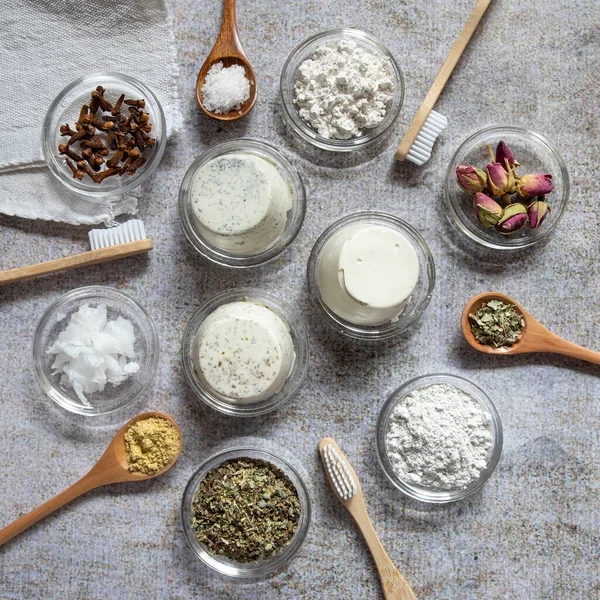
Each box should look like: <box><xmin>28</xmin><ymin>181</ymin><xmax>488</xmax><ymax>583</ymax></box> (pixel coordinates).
<box><xmin>469</xmin><ymin>299</ymin><xmax>525</xmax><ymax>348</ymax></box>
<box><xmin>191</xmin><ymin>457</ymin><xmax>301</xmax><ymax>563</ymax></box>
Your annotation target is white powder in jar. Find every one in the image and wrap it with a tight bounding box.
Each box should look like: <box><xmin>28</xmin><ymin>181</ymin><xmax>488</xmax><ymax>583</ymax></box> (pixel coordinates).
<box><xmin>293</xmin><ymin>39</ymin><xmax>395</xmax><ymax>139</ymax></box>
<box><xmin>385</xmin><ymin>383</ymin><xmax>493</xmax><ymax>490</ymax></box>
<box><xmin>201</xmin><ymin>62</ymin><xmax>251</xmax><ymax>114</ymax></box>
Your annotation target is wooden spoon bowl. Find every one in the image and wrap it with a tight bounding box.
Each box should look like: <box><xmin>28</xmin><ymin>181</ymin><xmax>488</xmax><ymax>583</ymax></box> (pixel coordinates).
<box><xmin>0</xmin><ymin>411</ymin><xmax>182</xmax><ymax>547</ymax></box>
<box><xmin>462</xmin><ymin>292</ymin><xmax>600</xmax><ymax>364</ymax></box>
<box><xmin>196</xmin><ymin>0</ymin><xmax>257</xmax><ymax>121</ymax></box>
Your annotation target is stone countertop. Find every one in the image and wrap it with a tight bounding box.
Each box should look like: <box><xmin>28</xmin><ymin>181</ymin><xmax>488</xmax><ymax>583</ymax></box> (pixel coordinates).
<box><xmin>0</xmin><ymin>1</ymin><xmax>599</xmax><ymax>599</ymax></box>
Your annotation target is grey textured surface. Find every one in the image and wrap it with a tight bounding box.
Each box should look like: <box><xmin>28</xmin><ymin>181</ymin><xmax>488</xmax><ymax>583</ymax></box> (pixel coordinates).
<box><xmin>1</xmin><ymin>1</ymin><xmax>599</xmax><ymax>599</ymax></box>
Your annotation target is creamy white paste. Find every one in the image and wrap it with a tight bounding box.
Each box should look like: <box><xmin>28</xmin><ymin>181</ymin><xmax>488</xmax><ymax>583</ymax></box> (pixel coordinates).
<box><xmin>192</xmin><ymin>301</ymin><xmax>295</xmax><ymax>403</ymax></box>
<box><xmin>317</xmin><ymin>224</ymin><xmax>419</xmax><ymax>326</ymax></box>
<box><xmin>190</xmin><ymin>153</ymin><xmax>293</xmax><ymax>255</ymax></box>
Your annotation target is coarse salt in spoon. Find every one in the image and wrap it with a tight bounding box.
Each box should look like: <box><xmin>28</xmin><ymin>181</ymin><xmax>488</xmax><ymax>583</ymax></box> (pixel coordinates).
<box><xmin>195</xmin><ymin>0</ymin><xmax>257</xmax><ymax>121</ymax></box>
<box><xmin>318</xmin><ymin>437</ymin><xmax>418</xmax><ymax>600</ymax></box>
<box><xmin>0</xmin><ymin>411</ymin><xmax>182</xmax><ymax>548</ymax></box>
<box><xmin>461</xmin><ymin>292</ymin><xmax>600</xmax><ymax>365</ymax></box>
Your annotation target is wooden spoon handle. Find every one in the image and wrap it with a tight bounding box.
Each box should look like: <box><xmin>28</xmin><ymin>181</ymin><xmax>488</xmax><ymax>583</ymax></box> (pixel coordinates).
<box><xmin>541</xmin><ymin>334</ymin><xmax>600</xmax><ymax>365</ymax></box>
<box><xmin>350</xmin><ymin>501</ymin><xmax>417</xmax><ymax>600</ymax></box>
<box><xmin>216</xmin><ymin>0</ymin><xmax>240</xmax><ymax>47</ymax></box>
<box><xmin>395</xmin><ymin>0</ymin><xmax>492</xmax><ymax>160</ymax></box>
<box><xmin>0</xmin><ymin>472</ymin><xmax>100</xmax><ymax>547</ymax></box>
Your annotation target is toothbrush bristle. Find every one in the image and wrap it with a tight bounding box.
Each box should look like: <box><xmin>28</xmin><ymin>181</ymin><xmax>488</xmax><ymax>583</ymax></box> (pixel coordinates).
<box><xmin>323</xmin><ymin>443</ymin><xmax>357</xmax><ymax>501</ymax></box>
<box><xmin>406</xmin><ymin>110</ymin><xmax>448</xmax><ymax>166</ymax></box>
<box><xmin>88</xmin><ymin>219</ymin><xmax>147</xmax><ymax>250</ymax></box>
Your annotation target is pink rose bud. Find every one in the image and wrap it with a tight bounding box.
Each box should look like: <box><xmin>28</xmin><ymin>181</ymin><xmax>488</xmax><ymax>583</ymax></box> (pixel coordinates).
<box><xmin>486</xmin><ymin>161</ymin><xmax>515</xmax><ymax>196</ymax></box>
<box><xmin>496</xmin><ymin>203</ymin><xmax>528</xmax><ymax>235</ymax></box>
<box><xmin>516</xmin><ymin>173</ymin><xmax>553</xmax><ymax>198</ymax></box>
<box><xmin>473</xmin><ymin>192</ymin><xmax>503</xmax><ymax>227</ymax></box>
<box><xmin>495</xmin><ymin>140</ymin><xmax>518</xmax><ymax>169</ymax></box>
<box><xmin>527</xmin><ymin>199</ymin><xmax>551</xmax><ymax>229</ymax></box>
<box><xmin>456</xmin><ymin>164</ymin><xmax>487</xmax><ymax>194</ymax></box>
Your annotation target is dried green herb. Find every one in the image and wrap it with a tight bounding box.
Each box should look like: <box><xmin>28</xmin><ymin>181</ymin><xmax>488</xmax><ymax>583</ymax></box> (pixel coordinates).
<box><xmin>191</xmin><ymin>457</ymin><xmax>301</xmax><ymax>563</ymax></box>
<box><xmin>469</xmin><ymin>299</ymin><xmax>525</xmax><ymax>348</ymax></box>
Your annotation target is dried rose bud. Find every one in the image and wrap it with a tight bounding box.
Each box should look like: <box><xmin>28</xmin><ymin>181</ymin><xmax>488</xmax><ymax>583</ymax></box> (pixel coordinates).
<box><xmin>495</xmin><ymin>140</ymin><xmax>518</xmax><ymax>169</ymax></box>
<box><xmin>527</xmin><ymin>198</ymin><xmax>551</xmax><ymax>229</ymax></box>
<box><xmin>496</xmin><ymin>203</ymin><xmax>528</xmax><ymax>235</ymax></box>
<box><xmin>516</xmin><ymin>173</ymin><xmax>553</xmax><ymax>198</ymax></box>
<box><xmin>486</xmin><ymin>161</ymin><xmax>515</xmax><ymax>196</ymax></box>
<box><xmin>473</xmin><ymin>192</ymin><xmax>503</xmax><ymax>227</ymax></box>
<box><xmin>456</xmin><ymin>164</ymin><xmax>487</xmax><ymax>194</ymax></box>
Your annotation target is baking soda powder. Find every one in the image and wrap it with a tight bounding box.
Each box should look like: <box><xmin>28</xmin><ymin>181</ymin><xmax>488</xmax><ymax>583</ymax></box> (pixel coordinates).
<box><xmin>293</xmin><ymin>39</ymin><xmax>394</xmax><ymax>140</ymax></box>
<box><xmin>385</xmin><ymin>383</ymin><xmax>493</xmax><ymax>490</ymax></box>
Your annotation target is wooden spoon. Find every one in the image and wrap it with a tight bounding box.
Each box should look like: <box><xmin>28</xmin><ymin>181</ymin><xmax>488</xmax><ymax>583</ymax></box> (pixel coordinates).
<box><xmin>195</xmin><ymin>0</ymin><xmax>257</xmax><ymax>121</ymax></box>
<box><xmin>318</xmin><ymin>438</ymin><xmax>417</xmax><ymax>600</ymax></box>
<box><xmin>0</xmin><ymin>411</ymin><xmax>182</xmax><ymax>547</ymax></box>
<box><xmin>461</xmin><ymin>292</ymin><xmax>600</xmax><ymax>365</ymax></box>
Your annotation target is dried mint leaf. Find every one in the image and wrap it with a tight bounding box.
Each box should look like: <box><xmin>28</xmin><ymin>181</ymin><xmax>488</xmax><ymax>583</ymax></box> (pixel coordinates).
<box><xmin>191</xmin><ymin>457</ymin><xmax>301</xmax><ymax>563</ymax></box>
<box><xmin>469</xmin><ymin>300</ymin><xmax>525</xmax><ymax>348</ymax></box>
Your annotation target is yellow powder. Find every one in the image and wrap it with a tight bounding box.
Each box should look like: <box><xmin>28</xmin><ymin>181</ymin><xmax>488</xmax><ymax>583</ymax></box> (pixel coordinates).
<box><xmin>124</xmin><ymin>417</ymin><xmax>181</xmax><ymax>475</ymax></box>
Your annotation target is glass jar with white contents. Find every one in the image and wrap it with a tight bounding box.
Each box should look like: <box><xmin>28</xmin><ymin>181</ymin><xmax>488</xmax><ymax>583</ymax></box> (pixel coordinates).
<box><xmin>181</xmin><ymin>288</ymin><xmax>310</xmax><ymax>416</ymax></box>
<box><xmin>307</xmin><ymin>212</ymin><xmax>435</xmax><ymax>341</ymax></box>
<box><xmin>178</xmin><ymin>139</ymin><xmax>306</xmax><ymax>268</ymax></box>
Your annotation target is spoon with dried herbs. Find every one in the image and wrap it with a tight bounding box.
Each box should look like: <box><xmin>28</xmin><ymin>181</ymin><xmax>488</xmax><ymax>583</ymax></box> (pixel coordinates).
<box><xmin>0</xmin><ymin>412</ymin><xmax>182</xmax><ymax>547</ymax></box>
<box><xmin>461</xmin><ymin>292</ymin><xmax>600</xmax><ymax>365</ymax></box>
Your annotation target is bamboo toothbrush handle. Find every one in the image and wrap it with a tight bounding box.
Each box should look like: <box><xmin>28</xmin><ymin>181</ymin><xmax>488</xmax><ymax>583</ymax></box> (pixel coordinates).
<box><xmin>0</xmin><ymin>239</ymin><xmax>153</xmax><ymax>285</ymax></box>
<box><xmin>395</xmin><ymin>0</ymin><xmax>492</xmax><ymax>160</ymax></box>
<box><xmin>350</xmin><ymin>501</ymin><xmax>418</xmax><ymax>600</ymax></box>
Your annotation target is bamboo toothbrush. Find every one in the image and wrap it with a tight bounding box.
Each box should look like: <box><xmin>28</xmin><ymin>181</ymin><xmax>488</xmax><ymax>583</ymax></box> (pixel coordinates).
<box><xmin>318</xmin><ymin>438</ymin><xmax>417</xmax><ymax>600</ymax></box>
<box><xmin>395</xmin><ymin>0</ymin><xmax>492</xmax><ymax>165</ymax></box>
<box><xmin>0</xmin><ymin>220</ymin><xmax>152</xmax><ymax>285</ymax></box>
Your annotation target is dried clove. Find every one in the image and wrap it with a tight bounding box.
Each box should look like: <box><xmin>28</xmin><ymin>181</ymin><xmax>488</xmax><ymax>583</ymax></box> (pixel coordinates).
<box><xmin>58</xmin><ymin>86</ymin><xmax>156</xmax><ymax>183</ymax></box>
<box><xmin>65</xmin><ymin>158</ymin><xmax>84</xmax><ymax>180</ymax></box>
<box><xmin>58</xmin><ymin>144</ymin><xmax>83</xmax><ymax>163</ymax></box>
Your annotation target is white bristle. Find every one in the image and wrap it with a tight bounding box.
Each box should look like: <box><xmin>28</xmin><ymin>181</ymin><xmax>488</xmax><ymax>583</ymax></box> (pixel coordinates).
<box><xmin>406</xmin><ymin>110</ymin><xmax>448</xmax><ymax>166</ymax></box>
<box><xmin>322</xmin><ymin>443</ymin><xmax>357</xmax><ymax>501</ymax></box>
<box><xmin>88</xmin><ymin>219</ymin><xmax>147</xmax><ymax>250</ymax></box>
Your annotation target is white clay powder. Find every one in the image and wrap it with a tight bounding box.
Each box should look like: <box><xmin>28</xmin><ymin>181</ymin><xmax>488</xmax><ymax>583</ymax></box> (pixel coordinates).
<box><xmin>201</xmin><ymin>62</ymin><xmax>251</xmax><ymax>114</ymax></box>
<box><xmin>293</xmin><ymin>39</ymin><xmax>395</xmax><ymax>139</ymax></box>
<box><xmin>385</xmin><ymin>383</ymin><xmax>493</xmax><ymax>490</ymax></box>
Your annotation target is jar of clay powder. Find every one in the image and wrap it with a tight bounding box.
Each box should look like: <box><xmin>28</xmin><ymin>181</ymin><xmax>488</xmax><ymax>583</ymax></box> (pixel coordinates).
<box><xmin>376</xmin><ymin>373</ymin><xmax>503</xmax><ymax>503</ymax></box>
<box><xmin>280</xmin><ymin>29</ymin><xmax>405</xmax><ymax>152</ymax></box>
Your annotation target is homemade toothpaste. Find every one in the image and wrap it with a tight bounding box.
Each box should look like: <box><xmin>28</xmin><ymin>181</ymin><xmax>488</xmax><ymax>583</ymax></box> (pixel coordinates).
<box><xmin>317</xmin><ymin>224</ymin><xmax>419</xmax><ymax>325</ymax></box>
<box><xmin>191</xmin><ymin>300</ymin><xmax>295</xmax><ymax>403</ymax></box>
<box><xmin>190</xmin><ymin>153</ymin><xmax>293</xmax><ymax>255</ymax></box>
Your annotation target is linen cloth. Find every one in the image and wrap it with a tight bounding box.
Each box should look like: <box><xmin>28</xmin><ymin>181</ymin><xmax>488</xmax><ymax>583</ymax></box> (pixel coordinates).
<box><xmin>0</xmin><ymin>0</ymin><xmax>182</xmax><ymax>225</ymax></box>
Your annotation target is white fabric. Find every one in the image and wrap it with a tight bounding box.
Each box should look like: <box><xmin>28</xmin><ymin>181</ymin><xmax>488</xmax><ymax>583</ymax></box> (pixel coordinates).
<box><xmin>0</xmin><ymin>0</ymin><xmax>182</xmax><ymax>225</ymax></box>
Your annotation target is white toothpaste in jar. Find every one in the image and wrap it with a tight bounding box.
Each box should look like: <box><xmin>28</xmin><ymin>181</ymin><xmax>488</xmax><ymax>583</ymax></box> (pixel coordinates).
<box><xmin>317</xmin><ymin>223</ymin><xmax>419</xmax><ymax>326</ymax></box>
<box><xmin>190</xmin><ymin>153</ymin><xmax>293</xmax><ymax>255</ymax></box>
<box><xmin>191</xmin><ymin>300</ymin><xmax>296</xmax><ymax>404</ymax></box>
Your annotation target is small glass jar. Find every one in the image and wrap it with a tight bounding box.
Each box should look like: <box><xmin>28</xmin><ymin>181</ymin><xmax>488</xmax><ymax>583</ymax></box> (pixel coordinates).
<box><xmin>376</xmin><ymin>373</ymin><xmax>503</xmax><ymax>503</ymax></box>
<box><xmin>181</xmin><ymin>288</ymin><xmax>310</xmax><ymax>416</ymax></box>
<box><xmin>307</xmin><ymin>212</ymin><xmax>435</xmax><ymax>341</ymax></box>
<box><xmin>42</xmin><ymin>72</ymin><xmax>167</xmax><ymax>198</ymax></box>
<box><xmin>280</xmin><ymin>28</ymin><xmax>405</xmax><ymax>152</ymax></box>
<box><xmin>32</xmin><ymin>286</ymin><xmax>159</xmax><ymax>416</ymax></box>
<box><xmin>444</xmin><ymin>126</ymin><xmax>570</xmax><ymax>250</ymax></box>
<box><xmin>178</xmin><ymin>139</ymin><xmax>306</xmax><ymax>268</ymax></box>
<box><xmin>181</xmin><ymin>447</ymin><xmax>311</xmax><ymax>578</ymax></box>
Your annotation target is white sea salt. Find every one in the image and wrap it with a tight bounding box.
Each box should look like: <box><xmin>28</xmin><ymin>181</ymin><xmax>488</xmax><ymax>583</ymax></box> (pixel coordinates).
<box><xmin>201</xmin><ymin>62</ymin><xmax>251</xmax><ymax>114</ymax></box>
<box><xmin>47</xmin><ymin>303</ymin><xmax>140</xmax><ymax>406</ymax></box>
